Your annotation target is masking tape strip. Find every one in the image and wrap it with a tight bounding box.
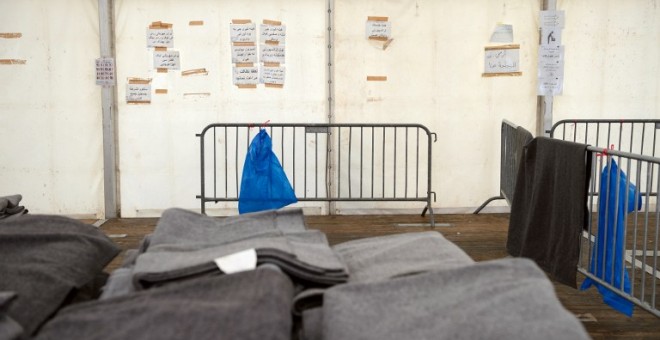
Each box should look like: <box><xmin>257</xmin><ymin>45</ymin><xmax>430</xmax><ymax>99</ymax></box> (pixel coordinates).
<box><xmin>0</xmin><ymin>33</ymin><xmax>22</xmax><ymax>39</ymax></box>
<box><xmin>368</xmin><ymin>36</ymin><xmax>388</xmax><ymax>42</ymax></box>
<box><xmin>265</xmin><ymin>83</ymin><xmax>284</xmax><ymax>88</ymax></box>
<box><xmin>181</xmin><ymin>68</ymin><xmax>209</xmax><ymax>76</ymax></box>
<box><xmin>128</xmin><ymin>78</ymin><xmax>152</xmax><ymax>84</ymax></box>
<box><xmin>264</xmin><ymin>62</ymin><xmax>280</xmax><ymax>67</ymax></box>
<box><xmin>0</xmin><ymin>59</ymin><xmax>26</xmax><ymax>65</ymax></box>
<box><xmin>154</xmin><ymin>47</ymin><xmax>167</xmax><ymax>51</ymax></box>
<box><xmin>265</xmin><ymin>40</ymin><xmax>279</xmax><ymax>45</ymax></box>
<box><xmin>157</xmin><ymin>68</ymin><xmax>168</xmax><ymax>73</ymax></box>
<box><xmin>127</xmin><ymin>100</ymin><xmax>151</xmax><ymax>104</ymax></box>
<box><xmin>484</xmin><ymin>44</ymin><xmax>520</xmax><ymax>50</ymax></box>
<box><xmin>189</xmin><ymin>20</ymin><xmax>204</xmax><ymax>26</ymax></box>
<box><xmin>155</xmin><ymin>89</ymin><xmax>168</xmax><ymax>94</ymax></box>
<box><xmin>367</xmin><ymin>16</ymin><xmax>388</xmax><ymax>22</ymax></box>
<box><xmin>233</xmin><ymin>42</ymin><xmax>255</xmax><ymax>47</ymax></box>
<box><xmin>149</xmin><ymin>21</ymin><xmax>173</xmax><ymax>29</ymax></box>
<box><xmin>236</xmin><ymin>62</ymin><xmax>253</xmax><ymax>68</ymax></box>
<box><xmin>367</xmin><ymin>75</ymin><xmax>387</xmax><ymax>81</ymax></box>
<box><xmin>263</xmin><ymin>19</ymin><xmax>281</xmax><ymax>26</ymax></box>
<box><xmin>481</xmin><ymin>72</ymin><xmax>523</xmax><ymax>77</ymax></box>
<box><xmin>232</xmin><ymin>19</ymin><xmax>251</xmax><ymax>24</ymax></box>
<box><xmin>237</xmin><ymin>84</ymin><xmax>257</xmax><ymax>88</ymax></box>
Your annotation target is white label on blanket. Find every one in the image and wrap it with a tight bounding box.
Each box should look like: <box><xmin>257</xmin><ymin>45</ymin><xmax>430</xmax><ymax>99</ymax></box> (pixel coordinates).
<box><xmin>213</xmin><ymin>249</ymin><xmax>257</xmax><ymax>274</ymax></box>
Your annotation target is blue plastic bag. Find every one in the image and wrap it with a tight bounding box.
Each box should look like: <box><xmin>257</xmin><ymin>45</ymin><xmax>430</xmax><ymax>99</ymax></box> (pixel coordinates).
<box><xmin>238</xmin><ymin>129</ymin><xmax>297</xmax><ymax>214</ymax></box>
<box><xmin>580</xmin><ymin>159</ymin><xmax>642</xmax><ymax>316</ymax></box>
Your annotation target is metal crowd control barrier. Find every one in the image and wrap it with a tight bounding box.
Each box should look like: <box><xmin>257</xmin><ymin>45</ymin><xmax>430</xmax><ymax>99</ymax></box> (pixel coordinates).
<box><xmin>474</xmin><ymin>119</ymin><xmax>533</xmax><ymax>214</ymax></box>
<box><xmin>551</xmin><ymin>119</ymin><xmax>660</xmax><ymax>199</ymax></box>
<box><xmin>579</xmin><ymin>147</ymin><xmax>660</xmax><ymax>318</ymax></box>
<box><xmin>196</xmin><ymin>123</ymin><xmax>438</xmax><ymax>225</ymax></box>
<box><xmin>550</xmin><ymin>119</ymin><xmax>660</xmax><ymax>158</ymax></box>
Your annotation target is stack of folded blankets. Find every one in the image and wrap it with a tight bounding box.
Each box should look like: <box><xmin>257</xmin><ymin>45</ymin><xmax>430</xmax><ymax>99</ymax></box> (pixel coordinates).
<box><xmin>1</xmin><ymin>208</ymin><xmax>590</xmax><ymax>340</ymax></box>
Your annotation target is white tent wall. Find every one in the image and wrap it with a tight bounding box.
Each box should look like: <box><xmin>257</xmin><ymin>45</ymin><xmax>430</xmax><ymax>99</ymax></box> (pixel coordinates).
<box><xmin>0</xmin><ymin>0</ymin><xmax>104</xmax><ymax>217</ymax></box>
<box><xmin>332</xmin><ymin>0</ymin><xmax>539</xmax><ymax>213</ymax></box>
<box><xmin>553</xmin><ymin>0</ymin><xmax>660</xmax><ymax>122</ymax></box>
<box><xmin>1</xmin><ymin>1</ymin><xmax>658</xmax><ymax>217</ymax></box>
<box><xmin>114</xmin><ymin>0</ymin><xmax>328</xmax><ymax>217</ymax></box>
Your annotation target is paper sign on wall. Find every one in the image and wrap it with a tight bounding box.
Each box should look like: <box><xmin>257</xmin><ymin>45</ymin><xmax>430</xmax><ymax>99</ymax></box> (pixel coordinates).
<box><xmin>483</xmin><ymin>45</ymin><xmax>521</xmax><ymax>76</ymax></box>
<box><xmin>262</xmin><ymin>66</ymin><xmax>285</xmax><ymax>86</ymax></box>
<box><xmin>537</xmin><ymin>46</ymin><xmax>565</xmax><ymax>95</ymax></box>
<box><xmin>366</xmin><ymin>17</ymin><xmax>391</xmax><ymax>41</ymax></box>
<box><xmin>232</xmin><ymin>45</ymin><xmax>258</xmax><ymax>63</ymax></box>
<box><xmin>230</xmin><ymin>23</ymin><xmax>256</xmax><ymax>43</ymax></box>
<box><xmin>261</xmin><ymin>45</ymin><xmax>285</xmax><ymax>64</ymax></box>
<box><xmin>233</xmin><ymin>66</ymin><xmax>259</xmax><ymax>85</ymax></box>
<box><xmin>154</xmin><ymin>50</ymin><xmax>180</xmax><ymax>70</ymax></box>
<box><xmin>260</xmin><ymin>23</ymin><xmax>286</xmax><ymax>45</ymax></box>
<box><xmin>126</xmin><ymin>78</ymin><xmax>152</xmax><ymax>104</ymax></box>
<box><xmin>95</xmin><ymin>57</ymin><xmax>115</xmax><ymax>86</ymax></box>
<box><xmin>146</xmin><ymin>29</ymin><xmax>174</xmax><ymax>48</ymax></box>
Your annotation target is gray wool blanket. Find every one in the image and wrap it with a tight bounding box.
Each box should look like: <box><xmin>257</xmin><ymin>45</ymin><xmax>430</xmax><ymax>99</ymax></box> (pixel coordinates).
<box><xmin>0</xmin><ymin>215</ymin><xmax>119</xmax><ymax>336</ymax></box>
<box><xmin>0</xmin><ymin>292</ymin><xmax>23</xmax><ymax>340</ymax></box>
<box><xmin>321</xmin><ymin>258</ymin><xmax>590</xmax><ymax>340</ymax></box>
<box><xmin>0</xmin><ymin>194</ymin><xmax>27</xmax><ymax>220</ymax></box>
<box><xmin>35</xmin><ymin>267</ymin><xmax>294</xmax><ymax>340</ymax></box>
<box><xmin>130</xmin><ymin>208</ymin><xmax>347</xmax><ymax>289</ymax></box>
<box><xmin>293</xmin><ymin>231</ymin><xmax>474</xmax><ymax>314</ymax></box>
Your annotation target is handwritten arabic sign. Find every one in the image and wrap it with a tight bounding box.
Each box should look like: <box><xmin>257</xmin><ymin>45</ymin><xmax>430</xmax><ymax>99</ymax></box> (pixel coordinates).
<box><xmin>233</xmin><ymin>66</ymin><xmax>259</xmax><ymax>85</ymax></box>
<box><xmin>366</xmin><ymin>21</ymin><xmax>391</xmax><ymax>40</ymax></box>
<box><xmin>484</xmin><ymin>46</ymin><xmax>519</xmax><ymax>74</ymax></box>
<box><xmin>154</xmin><ymin>50</ymin><xmax>180</xmax><ymax>70</ymax></box>
<box><xmin>260</xmin><ymin>45</ymin><xmax>285</xmax><ymax>64</ymax></box>
<box><xmin>126</xmin><ymin>84</ymin><xmax>151</xmax><ymax>103</ymax></box>
<box><xmin>231</xmin><ymin>45</ymin><xmax>257</xmax><ymax>63</ymax></box>
<box><xmin>261</xmin><ymin>66</ymin><xmax>285</xmax><ymax>85</ymax></box>
<box><xmin>147</xmin><ymin>28</ymin><xmax>174</xmax><ymax>48</ymax></box>
<box><xmin>230</xmin><ymin>23</ymin><xmax>256</xmax><ymax>43</ymax></box>
<box><xmin>260</xmin><ymin>24</ymin><xmax>286</xmax><ymax>45</ymax></box>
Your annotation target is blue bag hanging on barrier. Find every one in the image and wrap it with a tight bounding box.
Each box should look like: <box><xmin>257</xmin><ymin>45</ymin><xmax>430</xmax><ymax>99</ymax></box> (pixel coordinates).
<box><xmin>580</xmin><ymin>159</ymin><xmax>642</xmax><ymax>316</ymax></box>
<box><xmin>239</xmin><ymin>129</ymin><xmax>297</xmax><ymax>214</ymax></box>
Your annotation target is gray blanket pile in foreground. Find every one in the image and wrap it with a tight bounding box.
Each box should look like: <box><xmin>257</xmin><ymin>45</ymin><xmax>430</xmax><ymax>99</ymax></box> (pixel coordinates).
<box><xmin>3</xmin><ymin>208</ymin><xmax>590</xmax><ymax>339</ymax></box>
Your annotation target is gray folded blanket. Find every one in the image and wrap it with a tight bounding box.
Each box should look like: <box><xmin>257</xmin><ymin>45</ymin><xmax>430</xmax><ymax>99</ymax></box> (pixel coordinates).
<box><xmin>0</xmin><ymin>194</ymin><xmax>27</xmax><ymax>220</ymax></box>
<box><xmin>0</xmin><ymin>292</ymin><xmax>23</xmax><ymax>340</ymax></box>
<box><xmin>293</xmin><ymin>231</ymin><xmax>475</xmax><ymax>314</ymax></box>
<box><xmin>321</xmin><ymin>258</ymin><xmax>590</xmax><ymax>340</ymax></box>
<box><xmin>128</xmin><ymin>208</ymin><xmax>347</xmax><ymax>290</ymax></box>
<box><xmin>35</xmin><ymin>267</ymin><xmax>294</xmax><ymax>340</ymax></box>
<box><xmin>0</xmin><ymin>215</ymin><xmax>120</xmax><ymax>336</ymax></box>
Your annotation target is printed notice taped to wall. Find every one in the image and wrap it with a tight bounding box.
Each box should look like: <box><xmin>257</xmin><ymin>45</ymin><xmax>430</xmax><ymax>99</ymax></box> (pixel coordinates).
<box><xmin>232</xmin><ymin>45</ymin><xmax>257</xmax><ymax>63</ymax></box>
<box><xmin>230</xmin><ymin>22</ymin><xmax>256</xmax><ymax>43</ymax></box>
<box><xmin>366</xmin><ymin>17</ymin><xmax>391</xmax><ymax>41</ymax></box>
<box><xmin>147</xmin><ymin>28</ymin><xmax>173</xmax><ymax>48</ymax></box>
<box><xmin>233</xmin><ymin>66</ymin><xmax>259</xmax><ymax>86</ymax></box>
<box><xmin>95</xmin><ymin>57</ymin><xmax>115</xmax><ymax>86</ymax></box>
<box><xmin>260</xmin><ymin>22</ymin><xmax>286</xmax><ymax>46</ymax></box>
<box><xmin>261</xmin><ymin>45</ymin><xmax>285</xmax><ymax>64</ymax></box>
<box><xmin>483</xmin><ymin>45</ymin><xmax>522</xmax><ymax>77</ymax></box>
<box><xmin>126</xmin><ymin>78</ymin><xmax>152</xmax><ymax>104</ymax></box>
<box><xmin>537</xmin><ymin>46</ymin><xmax>564</xmax><ymax>95</ymax></box>
<box><xmin>154</xmin><ymin>50</ymin><xmax>180</xmax><ymax>70</ymax></box>
<box><xmin>262</xmin><ymin>66</ymin><xmax>285</xmax><ymax>87</ymax></box>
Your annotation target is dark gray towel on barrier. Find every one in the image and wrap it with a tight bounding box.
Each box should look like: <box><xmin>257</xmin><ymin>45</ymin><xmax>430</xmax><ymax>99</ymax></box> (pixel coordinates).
<box><xmin>507</xmin><ymin>137</ymin><xmax>591</xmax><ymax>287</ymax></box>
<box><xmin>149</xmin><ymin>207</ymin><xmax>307</xmax><ymax>248</ymax></box>
<box><xmin>321</xmin><ymin>258</ymin><xmax>590</xmax><ymax>340</ymax></box>
<box><xmin>132</xmin><ymin>230</ymin><xmax>347</xmax><ymax>289</ymax></box>
<box><xmin>36</xmin><ymin>267</ymin><xmax>294</xmax><ymax>340</ymax></box>
<box><xmin>0</xmin><ymin>215</ymin><xmax>120</xmax><ymax>335</ymax></box>
<box><xmin>0</xmin><ymin>195</ymin><xmax>27</xmax><ymax>220</ymax></box>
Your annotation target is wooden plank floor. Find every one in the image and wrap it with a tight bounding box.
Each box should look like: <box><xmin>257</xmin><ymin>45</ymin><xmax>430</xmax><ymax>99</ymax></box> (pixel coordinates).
<box><xmin>98</xmin><ymin>213</ymin><xmax>660</xmax><ymax>339</ymax></box>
